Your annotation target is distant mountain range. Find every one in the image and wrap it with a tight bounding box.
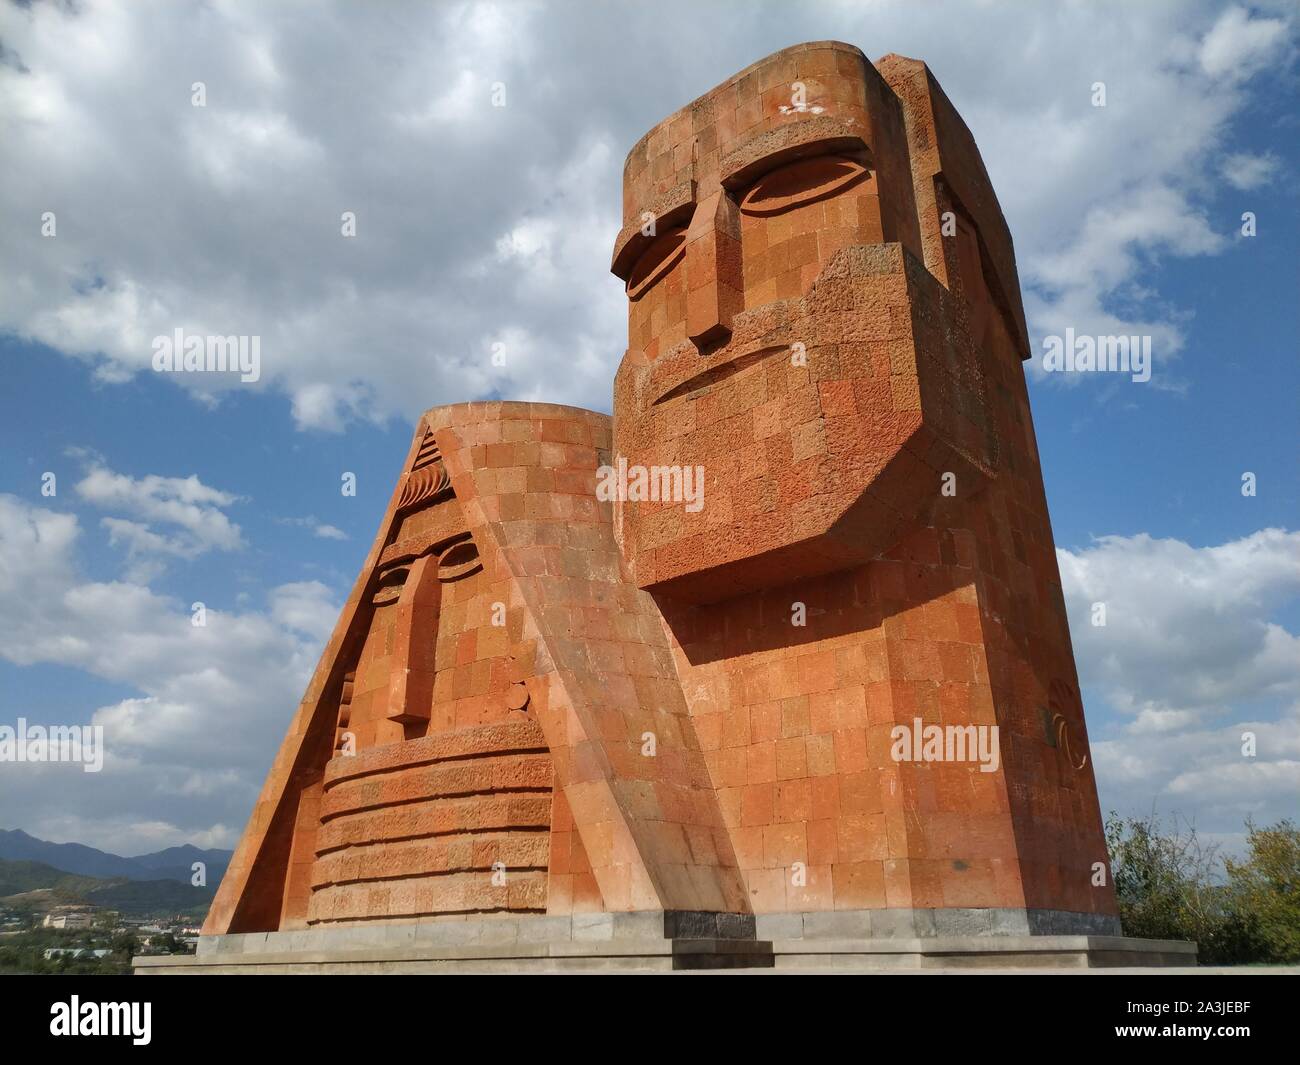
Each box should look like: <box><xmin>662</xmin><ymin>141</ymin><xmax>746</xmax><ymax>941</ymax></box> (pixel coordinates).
<box><xmin>0</xmin><ymin>829</ymin><xmax>231</xmax><ymax>886</ymax></box>
<box><xmin>0</xmin><ymin>859</ymin><xmax>215</xmax><ymax>918</ymax></box>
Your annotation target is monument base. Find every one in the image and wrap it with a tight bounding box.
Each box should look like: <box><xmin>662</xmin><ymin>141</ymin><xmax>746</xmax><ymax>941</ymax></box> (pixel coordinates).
<box><xmin>767</xmin><ymin>935</ymin><xmax>1195</xmax><ymax>970</ymax></box>
<box><xmin>134</xmin><ymin>910</ymin><xmax>1196</xmax><ymax>974</ymax></box>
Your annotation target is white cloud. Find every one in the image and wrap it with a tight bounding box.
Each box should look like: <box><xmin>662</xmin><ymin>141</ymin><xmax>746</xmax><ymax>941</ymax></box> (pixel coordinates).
<box><xmin>268</xmin><ymin>580</ymin><xmax>338</xmax><ymax>645</ymax></box>
<box><xmin>183</xmin><ymin>110</ymin><xmax>323</xmax><ymax>193</ymax></box>
<box><xmin>1060</xmin><ymin>529</ymin><xmax>1300</xmax><ymax>849</ymax></box>
<box><xmin>1220</xmin><ymin>150</ymin><xmax>1281</xmax><ymax>190</ymax></box>
<box><xmin>1091</xmin><ymin>704</ymin><xmax>1300</xmax><ymax>850</ymax></box>
<box><xmin>1031</xmin><ymin>185</ymin><xmax>1225</xmax><ymax>297</ymax></box>
<box><xmin>1199</xmin><ymin>5</ymin><xmax>1290</xmax><ymax>80</ymax></box>
<box><xmin>278</xmin><ymin>515</ymin><xmax>349</xmax><ymax>542</ymax></box>
<box><xmin>1060</xmin><ymin>528</ymin><xmax>1300</xmax><ymax>714</ymax></box>
<box><xmin>1167</xmin><ymin>752</ymin><xmax>1300</xmax><ymax>800</ymax></box>
<box><xmin>3</xmin><ymin>2</ymin><xmax>1290</xmax><ymax>427</ymax></box>
<box><xmin>75</xmin><ymin>464</ymin><xmax>244</xmax><ymax>561</ymax></box>
<box><xmin>0</xmin><ymin>493</ymin><xmax>338</xmax><ymax>853</ymax></box>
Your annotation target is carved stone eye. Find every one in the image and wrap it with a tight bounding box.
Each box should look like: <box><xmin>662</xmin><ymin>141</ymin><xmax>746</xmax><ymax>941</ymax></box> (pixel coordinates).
<box><xmin>371</xmin><ymin>565</ymin><xmax>409</xmax><ymax>605</ymax></box>
<box><xmin>626</xmin><ymin>226</ymin><xmax>687</xmax><ymax>300</ymax></box>
<box><xmin>437</xmin><ymin>540</ymin><xmax>481</xmax><ymax>582</ymax></box>
<box><xmin>738</xmin><ymin>156</ymin><xmax>869</xmax><ymax>216</ymax></box>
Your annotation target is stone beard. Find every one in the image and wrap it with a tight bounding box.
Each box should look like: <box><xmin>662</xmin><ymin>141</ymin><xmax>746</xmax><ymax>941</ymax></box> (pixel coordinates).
<box><xmin>204</xmin><ymin>42</ymin><xmax>1119</xmax><ymax>943</ymax></box>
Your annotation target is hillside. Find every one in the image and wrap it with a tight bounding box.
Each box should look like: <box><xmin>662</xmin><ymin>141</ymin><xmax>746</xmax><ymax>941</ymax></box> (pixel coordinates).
<box><xmin>0</xmin><ymin>829</ymin><xmax>230</xmax><ymax>885</ymax></box>
<box><xmin>0</xmin><ymin>859</ymin><xmax>105</xmax><ymax>899</ymax></box>
<box><xmin>0</xmin><ymin>858</ymin><xmax>215</xmax><ymax>918</ymax></box>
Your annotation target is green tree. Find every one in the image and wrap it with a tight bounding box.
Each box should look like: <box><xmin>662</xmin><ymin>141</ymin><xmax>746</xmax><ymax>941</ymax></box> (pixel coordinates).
<box><xmin>111</xmin><ymin>930</ymin><xmax>140</xmax><ymax>955</ymax></box>
<box><xmin>1225</xmin><ymin>819</ymin><xmax>1300</xmax><ymax>963</ymax></box>
<box><xmin>1104</xmin><ymin>811</ymin><xmax>1261</xmax><ymax>964</ymax></box>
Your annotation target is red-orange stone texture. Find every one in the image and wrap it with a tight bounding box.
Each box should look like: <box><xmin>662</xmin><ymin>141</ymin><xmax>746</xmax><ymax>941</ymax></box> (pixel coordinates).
<box><xmin>204</xmin><ymin>42</ymin><xmax>1117</xmax><ymax>938</ymax></box>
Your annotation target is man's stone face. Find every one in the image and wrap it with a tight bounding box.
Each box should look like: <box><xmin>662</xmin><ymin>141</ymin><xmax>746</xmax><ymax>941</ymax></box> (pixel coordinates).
<box><xmin>611</xmin><ymin>48</ymin><xmax>991</xmax><ymax>603</ymax></box>
<box><xmin>621</xmin><ymin>152</ymin><xmax>881</xmax><ymax>362</ymax></box>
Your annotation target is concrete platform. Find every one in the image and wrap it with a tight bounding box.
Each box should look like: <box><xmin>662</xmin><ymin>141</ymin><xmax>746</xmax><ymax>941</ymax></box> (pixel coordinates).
<box><xmin>135</xmin><ymin>937</ymin><xmax>775</xmax><ymax>974</ymax></box>
<box><xmin>134</xmin><ymin>910</ymin><xmax>1198</xmax><ymax>974</ymax></box>
<box><xmin>768</xmin><ymin>934</ymin><xmax>1195</xmax><ymax>970</ymax></box>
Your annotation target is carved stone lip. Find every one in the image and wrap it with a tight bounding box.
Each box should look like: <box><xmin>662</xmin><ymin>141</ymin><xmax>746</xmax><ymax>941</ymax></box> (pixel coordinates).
<box><xmin>651</xmin><ymin>343</ymin><xmax>788</xmax><ymax>406</ymax></box>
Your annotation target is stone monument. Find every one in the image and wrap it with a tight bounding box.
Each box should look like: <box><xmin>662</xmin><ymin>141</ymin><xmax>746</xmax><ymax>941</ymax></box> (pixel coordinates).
<box><xmin>138</xmin><ymin>42</ymin><xmax>1193</xmax><ymax>972</ymax></box>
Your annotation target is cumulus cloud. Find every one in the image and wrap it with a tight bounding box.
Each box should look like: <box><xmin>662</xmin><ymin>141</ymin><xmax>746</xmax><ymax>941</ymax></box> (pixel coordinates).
<box><xmin>1011</xmin><ymin>4</ymin><xmax>1293</xmax><ymax>387</ymax></box>
<box><xmin>0</xmin><ymin>493</ymin><xmax>338</xmax><ymax>852</ymax></box>
<box><xmin>267</xmin><ymin>579</ymin><xmax>338</xmax><ymax>645</ymax></box>
<box><xmin>1220</xmin><ymin>150</ymin><xmax>1281</xmax><ymax>190</ymax></box>
<box><xmin>1198</xmin><ymin>4</ymin><xmax>1291</xmax><ymax>80</ymax></box>
<box><xmin>73</xmin><ymin>464</ymin><xmax>244</xmax><ymax>576</ymax></box>
<box><xmin>1090</xmin><ymin>704</ymin><xmax>1300</xmax><ymax>846</ymax></box>
<box><xmin>2</xmin><ymin>1</ymin><xmax>1293</xmax><ymax>429</ymax></box>
<box><xmin>1060</xmin><ymin>529</ymin><xmax>1300</xmax><ymax>847</ymax></box>
<box><xmin>1</xmin><ymin>0</ymin><xmax>621</xmax><ymax>430</ymax></box>
<box><xmin>1059</xmin><ymin>528</ymin><xmax>1300</xmax><ymax>716</ymax></box>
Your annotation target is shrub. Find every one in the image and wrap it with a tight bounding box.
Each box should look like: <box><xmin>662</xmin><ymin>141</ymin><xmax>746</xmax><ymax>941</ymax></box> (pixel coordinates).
<box><xmin>1104</xmin><ymin>811</ymin><xmax>1263</xmax><ymax>965</ymax></box>
<box><xmin>1224</xmin><ymin>819</ymin><xmax>1300</xmax><ymax>963</ymax></box>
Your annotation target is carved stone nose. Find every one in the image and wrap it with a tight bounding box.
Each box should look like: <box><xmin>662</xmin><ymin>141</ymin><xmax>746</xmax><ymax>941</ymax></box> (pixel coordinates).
<box><xmin>685</xmin><ymin>191</ymin><xmax>743</xmax><ymax>351</ymax></box>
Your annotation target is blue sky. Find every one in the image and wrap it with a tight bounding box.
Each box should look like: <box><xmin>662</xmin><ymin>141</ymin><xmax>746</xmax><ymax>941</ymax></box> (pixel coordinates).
<box><xmin>0</xmin><ymin>0</ymin><xmax>1296</xmax><ymax>858</ymax></box>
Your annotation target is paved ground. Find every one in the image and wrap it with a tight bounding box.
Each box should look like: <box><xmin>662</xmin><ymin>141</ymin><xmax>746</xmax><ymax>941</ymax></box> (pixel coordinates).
<box><xmin>669</xmin><ymin>965</ymin><xmax>1300</xmax><ymax>975</ymax></box>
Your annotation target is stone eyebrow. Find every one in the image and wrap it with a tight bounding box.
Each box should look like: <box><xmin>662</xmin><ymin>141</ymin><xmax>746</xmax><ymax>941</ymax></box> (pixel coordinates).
<box><xmin>610</xmin><ymin>179</ymin><xmax>696</xmax><ymax>281</ymax></box>
<box><xmin>720</xmin><ymin>118</ymin><xmax>870</xmax><ymax>191</ymax></box>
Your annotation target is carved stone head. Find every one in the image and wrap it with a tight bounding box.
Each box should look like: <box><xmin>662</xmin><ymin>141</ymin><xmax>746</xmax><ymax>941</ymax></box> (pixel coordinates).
<box><xmin>611</xmin><ymin>43</ymin><xmax>1000</xmax><ymax>603</ymax></box>
<box><xmin>332</xmin><ymin>429</ymin><xmax>485</xmax><ymax>752</ymax></box>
